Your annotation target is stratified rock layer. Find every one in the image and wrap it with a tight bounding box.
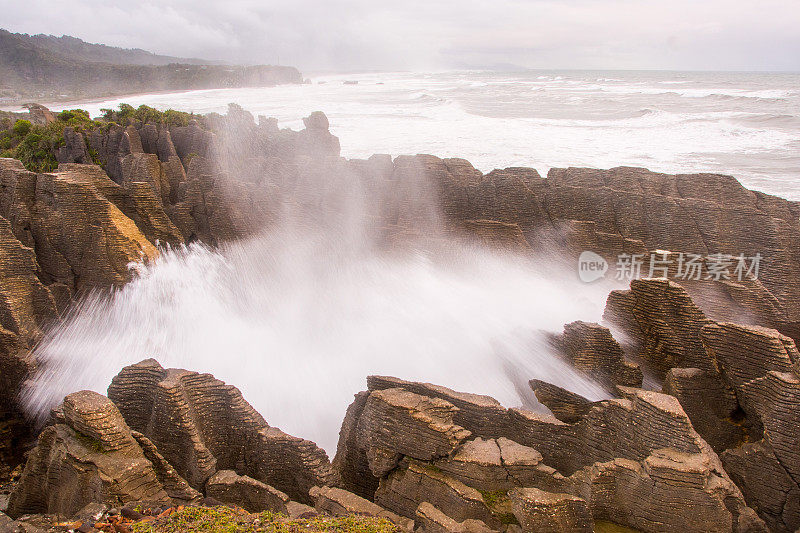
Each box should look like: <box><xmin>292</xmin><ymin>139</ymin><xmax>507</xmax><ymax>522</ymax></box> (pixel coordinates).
<box><xmin>108</xmin><ymin>359</ymin><xmax>336</xmax><ymax>504</ymax></box>
<box><xmin>334</xmin><ymin>376</ymin><xmax>765</xmax><ymax>533</ymax></box>
<box><xmin>8</xmin><ymin>391</ymin><xmax>170</xmax><ymax>517</ymax></box>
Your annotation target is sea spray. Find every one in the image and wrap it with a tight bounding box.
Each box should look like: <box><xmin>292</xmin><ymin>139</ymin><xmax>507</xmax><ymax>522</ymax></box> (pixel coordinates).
<box><xmin>22</xmin><ymin>233</ymin><xmax>616</xmax><ymax>453</ymax></box>
<box><xmin>22</xmin><ymin>111</ymin><xmax>621</xmax><ymax>453</ymax></box>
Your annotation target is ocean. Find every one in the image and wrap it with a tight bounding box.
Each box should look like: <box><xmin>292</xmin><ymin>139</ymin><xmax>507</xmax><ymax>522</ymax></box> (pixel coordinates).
<box><xmin>39</xmin><ymin>69</ymin><xmax>800</xmax><ymax>200</ymax></box>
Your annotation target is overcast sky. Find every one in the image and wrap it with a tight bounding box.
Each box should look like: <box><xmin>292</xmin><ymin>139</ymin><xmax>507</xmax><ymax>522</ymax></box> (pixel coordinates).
<box><xmin>3</xmin><ymin>0</ymin><xmax>799</xmax><ymax>72</ymax></box>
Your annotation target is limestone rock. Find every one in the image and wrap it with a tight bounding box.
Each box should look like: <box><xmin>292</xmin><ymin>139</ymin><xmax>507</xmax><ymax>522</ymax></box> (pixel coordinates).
<box><xmin>433</xmin><ymin>437</ymin><xmax>560</xmax><ymax>493</ymax></box>
<box><xmin>529</xmin><ymin>380</ymin><xmax>593</xmax><ymax>423</ymax></box>
<box><xmin>205</xmin><ymin>470</ymin><xmax>288</xmax><ymax>513</ymax></box>
<box><xmin>7</xmin><ymin>391</ymin><xmax>170</xmax><ymax>517</ymax></box>
<box><xmin>309</xmin><ymin>486</ymin><xmax>411</xmax><ymax>529</ymax></box>
<box><xmin>131</xmin><ymin>431</ymin><xmax>201</xmax><ymax>504</ymax></box>
<box><xmin>662</xmin><ymin>367</ymin><xmax>744</xmax><ymax>452</ymax></box>
<box><xmin>56</xmin><ymin>127</ymin><xmax>91</xmax><ymax>165</ymax></box>
<box><xmin>603</xmin><ymin>279</ymin><xmax>714</xmax><ymax>378</ymax></box>
<box><xmin>285</xmin><ymin>500</ymin><xmax>316</xmax><ymax>519</ymax></box>
<box><xmin>509</xmin><ymin>488</ymin><xmax>592</xmax><ymax>533</ymax></box>
<box><xmin>0</xmin><ymin>159</ymin><xmax>158</xmax><ymax>292</ymax></box>
<box><xmin>555</xmin><ymin>321</ymin><xmax>642</xmax><ymax>388</ymax></box>
<box><xmin>415</xmin><ymin>502</ymin><xmax>497</xmax><ymax>533</ymax></box>
<box><xmin>356</xmin><ymin>376</ymin><xmax>765</xmax><ymax>532</ymax></box>
<box><xmin>0</xmin><ymin>215</ymin><xmax>58</xmax><ymax>452</ymax></box>
<box><xmin>108</xmin><ymin>359</ymin><xmax>335</xmax><ymax>504</ymax></box>
<box><xmin>374</xmin><ymin>460</ymin><xmax>498</xmax><ymax>527</ymax></box>
<box><xmin>332</xmin><ymin>391</ymin><xmax>377</xmax><ymax>499</ymax></box>
<box><xmin>355</xmin><ymin>388</ymin><xmax>471</xmax><ymax>477</ymax></box>
<box><xmin>366</xmin><ymin>376</ymin><xmax>510</xmax><ymax>437</ymax></box>
<box><xmin>722</xmin><ymin>441</ymin><xmax>800</xmax><ymax>532</ymax></box>
<box><xmin>584</xmin><ymin>450</ymin><xmax>766</xmax><ymax>533</ymax></box>
<box><xmin>702</xmin><ymin>322</ymin><xmax>797</xmax><ymax>393</ymax></box>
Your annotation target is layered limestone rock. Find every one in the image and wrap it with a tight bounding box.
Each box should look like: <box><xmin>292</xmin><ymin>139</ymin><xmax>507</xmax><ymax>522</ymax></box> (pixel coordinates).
<box><xmin>415</xmin><ymin>502</ymin><xmax>495</xmax><ymax>533</ymax></box>
<box><xmin>433</xmin><ymin>437</ymin><xmax>562</xmax><ymax>492</ymax></box>
<box><xmin>603</xmin><ymin>279</ymin><xmax>714</xmax><ymax>378</ymax></box>
<box><xmin>131</xmin><ymin>431</ymin><xmax>202</xmax><ymax>504</ymax></box>
<box><xmin>7</xmin><ymin>391</ymin><xmax>171</xmax><ymax>517</ymax></box>
<box><xmin>553</xmin><ymin>321</ymin><xmax>642</xmax><ymax>388</ymax></box>
<box><xmin>337</xmin><ymin>376</ymin><xmax>765</xmax><ymax>533</ymax></box>
<box><xmin>374</xmin><ymin>460</ymin><xmax>499</xmax><ymax>528</ymax></box>
<box><xmin>529</xmin><ymin>380</ymin><xmax>594</xmax><ymax>424</ymax></box>
<box><xmin>205</xmin><ymin>470</ymin><xmax>289</xmax><ymax>513</ymax></box>
<box><xmin>0</xmin><ymin>213</ymin><xmax>58</xmax><ymax>471</ymax></box>
<box><xmin>0</xmin><ymin>158</ymin><xmax>159</xmax><ymax>294</ymax></box>
<box><xmin>702</xmin><ymin>322</ymin><xmax>800</xmax><ymax>532</ymax></box>
<box><xmin>107</xmin><ymin>359</ymin><xmax>336</xmax><ymax>504</ymax></box>
<box><xmin>309</xmin><ymin>485</ymin><xmax>412</xmax><ymax>530</ymax></box>
<box><xmin>602</xmin><ymin>278</ymin><xmax>748</xmax><ymax>452</ymax></box>
<box><xmin>508</xmin><ymin>488</ymin><xmax>593</xmax><ymax>533</ymax></box>
<box><xmin>354</xmin><ymin>387</ymin><xmax>472</xmax><ymax>477</ymax></box>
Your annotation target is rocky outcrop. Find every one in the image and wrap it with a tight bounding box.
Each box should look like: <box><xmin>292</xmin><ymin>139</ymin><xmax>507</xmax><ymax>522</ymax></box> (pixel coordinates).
<box><xmin>553</xmin><ymin>321</ymin><xmax>642</xmax><ymax>389</ymax></box>
<box><xmin>602</xmin><ymin>278</ymin><xmax>748</xmax><ymax>452</ymax></box>
<box><xmin>336</xmin><ymin>376</ymin><xmax>765</xmax><ymax>533</ymax></box>
<box><xmin>700</xmin><ymin>322</ymin><xmax>800</xmax><ymax>532</ymax></box>
<box><xmin>601</xmin><ymin>279</ymin><xmax>800</xmax><ymax>530</ymax></box>
<box><xmin>7</xmin><ymin>391</ymin><xmax>171</xmax><ymax>517</ymax></box>
<box><xmin>132</xmin><ymin>431</ymin><xmax>202</xmax><ymax>504</ymax></box>
<box><xmin>415</xmin><ymin>502</ymin><xmax>496</xmax><ymax>533</ymax></box>
<box><xmin>107</xmin><ymin>359</ymin><xmax>336</xmax><ymax>504</ymax></box>
<box><xmin>205</xmin><ymin>470</ymin><xmax>289</xmax><ymax>513</ymax></box>
<box><xmin>0</xmin><ymin>158</ymin><xmax>159</xmax><ymax>294</ymax></box>
<box><xmin>529</xmin><ymin>380</ymin><xmax>593</xmax><ymax>424</ymax></box>
<box><xmin>354</xmin><ymin>387</ymin><xmax>471</xmax><ymax>477</ymax></box>
<box><xmin>309</xmin><ymin>485</ymin><xmax>412</xmax><ymax>530</ymax></box>
<box><xmin>375</xmin><ymin>460</ymin><xmax>499</xmax><ymax>528</ymax></box>
<box><xmin>509</xmin><ymin>488</ymin><xmax>593</xmax><ymax>533</ymax></box>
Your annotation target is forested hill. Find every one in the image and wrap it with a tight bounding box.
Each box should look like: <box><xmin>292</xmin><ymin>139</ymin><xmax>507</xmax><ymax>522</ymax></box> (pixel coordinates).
<box><xmin>0</xmin><ymin>29</ymin><xmax>302</xmax><ymax>104</ymax></box>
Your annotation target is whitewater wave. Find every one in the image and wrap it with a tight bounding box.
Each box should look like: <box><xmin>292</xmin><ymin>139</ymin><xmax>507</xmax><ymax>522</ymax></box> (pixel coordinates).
<box><xmin>22</xmin><ymin>234</ymin><xmax>615</xmax><ymax>453</ymax></box>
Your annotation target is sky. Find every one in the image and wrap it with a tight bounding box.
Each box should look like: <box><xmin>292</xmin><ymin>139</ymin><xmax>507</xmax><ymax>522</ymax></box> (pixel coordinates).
<box><xmin>2</xmin><ymin>0</ymin><xmax>799</xmax><ymax>72</ymax></box>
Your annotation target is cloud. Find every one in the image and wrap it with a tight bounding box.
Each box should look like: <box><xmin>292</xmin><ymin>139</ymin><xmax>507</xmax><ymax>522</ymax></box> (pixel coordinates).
<box><xmin>1</xmin><ymin>0</ymin><xmax>798</xmax><ymax>71</ymax></box>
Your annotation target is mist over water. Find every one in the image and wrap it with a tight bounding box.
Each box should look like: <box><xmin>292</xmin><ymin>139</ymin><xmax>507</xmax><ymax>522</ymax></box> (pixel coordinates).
<box><xmin>22</xmin><ymin>138</ymin><xmax>617</xmax><ymax>454</ymax></box>
<box><xmin>35</xmin><ymin>70</ymin><xmax>800</xmax><ymax>200</ymax></box>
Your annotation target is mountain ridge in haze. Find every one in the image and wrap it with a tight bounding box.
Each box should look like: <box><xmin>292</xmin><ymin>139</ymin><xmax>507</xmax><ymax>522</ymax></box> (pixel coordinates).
<box><xmin>0</xmin><ymin>29</ymin><xmax>302</xmax><ymax>105</ymax></box>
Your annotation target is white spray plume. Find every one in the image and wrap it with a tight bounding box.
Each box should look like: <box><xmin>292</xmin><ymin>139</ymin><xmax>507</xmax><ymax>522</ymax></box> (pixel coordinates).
<box><xmin>21</xmin><ymin>120</ymin><xmax>620</xmax><ymax>454</ymax></box>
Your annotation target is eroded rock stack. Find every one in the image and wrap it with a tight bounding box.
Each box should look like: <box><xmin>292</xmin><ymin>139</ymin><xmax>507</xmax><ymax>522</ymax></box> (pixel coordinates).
<box><xmin>8</xmin><ymin>390</ymin><xmax>172</xmax><ymax>517</ymax></box>
<box><xmin>0</xmin><ymin>105</ymin><xmax>342</xmax><ymax>480</ymax></box>
<box><xmin>107</xmin><ymin>359</ymin><xmax>336</xmax><ymax>504</ymax></box>
<box><xmin>332</xmin><ymin>375</ymin><xmax>764</xmax><ymax>532</ymax></box>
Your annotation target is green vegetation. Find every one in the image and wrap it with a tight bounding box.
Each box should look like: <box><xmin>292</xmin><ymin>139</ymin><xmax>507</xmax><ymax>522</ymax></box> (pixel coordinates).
<box><xmin>99</xmin><ymin>104</ymin><xmax>200</xmax><ymax>128</ymax></box>
<box><xmin>0</xmin><ymin>110</ymin><xmax>101</xmax><ymax>172</ymax></box>
<box><xmin>478</xmin><ymin>489</ymin><xmax>518</xmax><ymax>526</ymax></box>
<box><xmin>0</xmin><ymin>103</ymin><xmax>202</xmax><ymax>172</ymax></box>
<box><xmin>129</xmin><ymin>506</ymin><xmax>400</xmax><ymax>533</ymax></box>
<box><xmin>12</xmin><ymin>119</ymin><xmax>32</xmax><ymax>136</ymax></box>
<box><xmin>73</xmin><ymin>431</ymin><xmax>106</xmax><ymax>453</ymax></box>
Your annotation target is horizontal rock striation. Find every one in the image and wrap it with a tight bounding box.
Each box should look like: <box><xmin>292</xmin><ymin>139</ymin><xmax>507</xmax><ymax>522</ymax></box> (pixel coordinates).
<box><xmin>107</xmin><ymin>359</ymin><xmax>336</xmax><ymax>504</ymax></box>
<box><xmin>334</xmin><ymin>376</ymin><xmax>764</xmax><ymax>532</ymax></box>
<box><xmin>8</xmin><ymin>390</ymin><xmax>171</xmax><ymax>517</ymax></box>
